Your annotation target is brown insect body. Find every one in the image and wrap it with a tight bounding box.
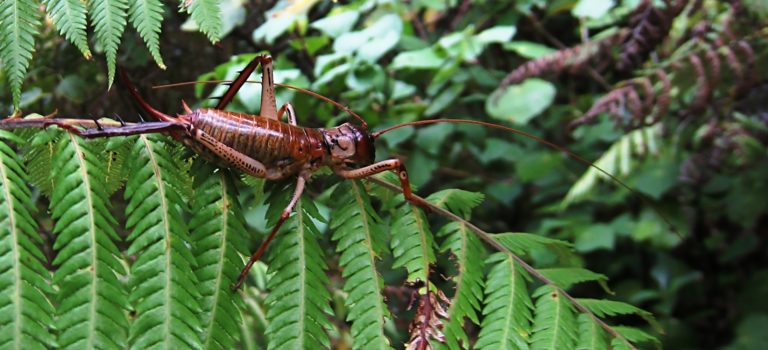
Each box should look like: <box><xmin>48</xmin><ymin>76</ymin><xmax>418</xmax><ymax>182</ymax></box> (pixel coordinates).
<box><xmin>178</xmin><ymin>108</ymin><xmax>375</xmax><ymax>180</ymax></box>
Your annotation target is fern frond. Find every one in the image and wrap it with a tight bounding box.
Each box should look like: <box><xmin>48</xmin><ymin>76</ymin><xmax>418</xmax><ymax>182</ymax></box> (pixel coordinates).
<box><xmin>611</xmin><ymin>326</ymin><xmax>659</xmax><ymax>349</ymax></box>
<box><xmin>0</xmin><ymin>0</ymin><xmax>40</xmax><ymax>108</ymax></box>
<box><xmin>103</xmin><ymin>137</ymin><xmax>131</xmax><ymax>196</ymax></box>
<box><xmin>425</xmin><ymin>189</ymin><xmax>484</xmax><ymax>220</ymax></box>
<box><xmin>577</xmin><ymin>298</ymin><xmax>661</xmax><ymax>332</ymax></box>
<box><xmin>474</xmin><ymin>253</ymin><xmax>533</xmax><ymax>350</ymax></box>
<box><xmin>264</xmin><ymin>187</ymin><xmax>333</xmax><ymax>350</ymax></box>
<box><xmin>187</xmin><ymin>0</ymin><xmax>222</xmax><ymax>43</ymax></box>
<box><xmin>562</xmin><ymin>124</ymin><xmax>661</xmax><ymax>208</ymax></box>
<box><xmin>43</xmin><ymin>0</ymin><xmax>91</xmax><ymax>58</ymax></box>
<box><xmin>537</xmin><ymin>268</ymin><xmax>608</xmax><ymax>290</ymax></box>
<box><xmin>0</xmin><ymin>131</ymin><xmax>55</xmax><ymax>349</ymax></box>
<box><xmin>329</xmin><ymin>180</ymin><xmax>393</xmax><ymax>350</ymax></box>
<box><xmin>124</xmin><ymin>135</ymin><xmax>203</xmax><ymax>349</ymax></box>
<box><xmin>530</xmin><ymin>286</ymin><xmax>578</xmax><ymax>350</ymax></box>
<box><xmin>492</xmin><ymin>232</ymin><xmax>572</xmax><ymax>255</ymax></box>
<box><xmin>391</xmin><ymin>204</ymin><xmax>436</xmax><ymax>284</ymax></box>
<box><xmin>88</xmin><ymin>0</ymin><xmax>127</xmax><ymax>88</ymax></box>
<box><xmin>189</xmin><ymin>162</ymin><xmax>247</xmax><ymax>350</ymax></box>
<box><xmin>576</xmin><ymin>314</ymin><xmax>609</xmax><ymax>350</ymax></box>
<box><xmin>128</xmin><ymin>0</ymin><xmax>165</xmax><ymax>69</ymax></box>
<box><xmin>49</xmin><ymin>133</ymin><xmax>128</xmax><ymax>349</ymax></box>
<box><xmin>435</xmin><ymin>221</ymin><xmax>485</xmax><ymax>350</ymax></box>
<box><xmin>24</xmin><ymin>130</ymin><xmax>60</xmax><ymax>197</ymax></box>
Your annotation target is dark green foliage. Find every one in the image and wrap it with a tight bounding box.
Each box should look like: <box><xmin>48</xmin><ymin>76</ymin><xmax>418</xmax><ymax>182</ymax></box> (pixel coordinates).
<box><xmin>49</xmin><ymin>133</ymin><xmax>129</xmax><ymax>349</ymax></box>
<box><xmin>0</xmin><ymin>131</ymin><xmax>55</xmax><ymax>349</ymax></box>
<box><xmin>330</xmin><ymin>180</ymin><xmax>393</xmax><ymax>350</ymax></box>
<box><xmin>189</xmin><ymin>163</ymin><xmax>248</xmax><ymax>349</ymax></box>
<box><xmin>264</xmin><ymin>186</ymin><xmax>333</xmax><ymax>350</ymax></box>
<box><xmin>124</xmin><ymin>135</ymin><xmax>202</xmax><ymax>349</ymax></box>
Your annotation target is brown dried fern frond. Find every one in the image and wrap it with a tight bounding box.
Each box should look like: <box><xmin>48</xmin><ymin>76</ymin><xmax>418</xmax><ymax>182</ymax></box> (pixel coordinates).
<box><xmin>405</xmin><ymin>289</ymin><xmax>450</xmax><ymax>350</ymax></box>
<box><xmin>498</xmin><ymin>30</ymin><xmax>629</xmax><ymax>88</ymax></box>
<box><xmin>617</xmin><ymin>0</ymin><xmax>689</xmax><ymax>71</ymax></box>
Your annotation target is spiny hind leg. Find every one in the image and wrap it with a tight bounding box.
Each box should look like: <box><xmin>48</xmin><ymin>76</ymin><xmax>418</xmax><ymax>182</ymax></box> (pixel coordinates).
<box><xmin>192</xmin><ymin>127</ymin><xmax>270</xmax><ymax>178</ymax></box>
<box><xmin>215</xmin><ymin>54</ymin><xmax>278</xmax><ymax>121</ymax></box>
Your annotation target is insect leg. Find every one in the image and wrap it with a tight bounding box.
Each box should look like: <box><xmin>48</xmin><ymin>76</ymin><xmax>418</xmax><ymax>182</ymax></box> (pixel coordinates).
<box><xmin>0</xmin><ymin>118</ymin><xmax>184</xmax><ymax>138</ymax></box>
<box><xmin>216</xmin><ymin>55</ymin><xmax>278</xmax><ymax>121</ymax></box>
<box><xmin>233</xmin><ymin>173</ymin><xmax>309</xmax><ymax>290</ymax></box>
<box><xmin>334</xmin><ymin>159</ymin><xmax>431</xmax><ymax>210</ymax></box>
<box><xmin>276</xmin><ymin>103</ymin><xmax>297</xmax><ymax>125</ymax></box>
<box><xmin>192</xmin><ymin>128</ymin><xmax>270</xmax><ymax>178</ymax></box>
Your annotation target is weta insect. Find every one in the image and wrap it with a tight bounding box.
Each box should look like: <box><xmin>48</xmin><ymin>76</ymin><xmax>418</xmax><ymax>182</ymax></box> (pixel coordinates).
<box><xmin>0</xmin><ymin>54</ymin><xmax>675</xmax><ymax>291</ymax></box>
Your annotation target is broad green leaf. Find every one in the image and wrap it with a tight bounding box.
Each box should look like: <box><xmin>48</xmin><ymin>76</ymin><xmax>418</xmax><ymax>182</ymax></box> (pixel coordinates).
<box><xmin>486</xmin><ymin>79</ymin><xmax>556</xmax><ymax>124</ymax></box>
<box><xmin>504</xmin><ymin>41</ymin><xmax>556</xmax><ymax>59</ymax></box>
<box><xmin>391</xmin><ymin>48</ymin><xmax>445</xmax><ymax>70</ymax></box>
<box><xmin>310</xmin><ymin>10</ymin><xmax>359</xmax><ymax>38</ymax></box>
<box><xmin>573</xmin><ymin>0</ymin><xmax>616</xmax><ymax>19</ymax></box>
<box><xmin>474</xmin><ymin>25</ymin><xmax>516</xmax><ymax>45</ymax></box>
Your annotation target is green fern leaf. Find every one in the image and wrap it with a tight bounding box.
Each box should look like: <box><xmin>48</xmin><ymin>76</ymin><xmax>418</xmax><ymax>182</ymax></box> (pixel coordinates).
<box><xmin>49</xmin><ymin>134</ymin><xmax>129</xmax><ymax>349</ymax></box>
<box><xmin>492</xmin><ymin>232</ymin><xmax>572</xmax><ymax>255</ymax></box>
<box><xmin>264</xmin><ymin>186</ymin><xmax>333</xmax><ymax>350</ymax></box>
<box><xmin>576</xmin><ymin>314</ymin><xmax>609</xmax><ymax>350</ymax></box>
<box><xmin>330</xmin><ymin>180</ymin><xmax>393</xmax><ymax>350</ymax></box>
<box><xmin>0</xmin><ymin>0</ymin><xmax>40</xmax><ymax>108</ymax></box>
<box><xmin>0</xmin><ymin>131</ymin><xmax>56</xmax><ymax>349</ymax></box>
<box><xmin>187</xmin><ymin>0</ymin><xmax>221</xmax><ymax>43</ymax></box>
<box><xmin>435</xmin><ymin>221</ymin><xmax>485</xmax><ymax>350</ymax></box>
<box><xmin>610</xmin><ymin>326</ymin><xmax>659</xmax><ymax>349</ymax></box>
<box><xmin>43</xmin><ymin>0</ymin><xmax>91</xmax><ymax>58</ymax></box>
<box><xmin>89</xmin><ymin>0</ymin><xmax>127</xmax><ymax>88</ymax></box>
<box><xmin>189</xmin><ymin>162</ymin><xmax>248</xmax><ymax>350</ymax></box>
<box><xmin>391</xmin><ymin>204</ymin><xmax>436</xmax><ymax>284</ymax></box>
<box><xmin>537</xmin><ymin>268</ymin><xmax>608</xmax><ymax>290</ymax></box>
<box><xmin>426</xmin><ymin>189</ymin><xmax>484</xmax><ymax>219</ymax></box>
<box><xmin>24</xmin><ymin>130</ymin><xmax>60</xmax><ymax>197</ymax></box>
<box><xmin>577</xmin><ymin>298</ymin><xmax>661</xmax><ymax>332</ymax></box>
<box><xmin>128</xmin><ymin>0</ymin><xmax>166</xmax><ymax>69</ymax></box>
<box><xmin>474</xmin><ymin>252</ymin><xmax>533</xmax><ymax>350</ymax></box>
<box><xmin>124</xmin><ymin>135</ymin><xmax>203</xmax><ymax>349</ymax></box>
<box><xmin>530</xmin><ymin>285</ymin><xmax>578</xmax><ymax>350</ymax></box>
<box><xmin>103</xmin><ymin>137</ymin><xmax>131</xmax><ymax>196</ymax></box>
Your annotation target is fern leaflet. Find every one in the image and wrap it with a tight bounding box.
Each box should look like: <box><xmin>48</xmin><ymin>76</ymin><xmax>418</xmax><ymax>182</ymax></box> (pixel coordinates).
<box><xmin>576</xmin><ymin>314</ymin><xmax>609</xmax><ymax>350</ymax></box>
<box><xmin>330</xmin><ymin>180</ymin><xmax>393</xmax><ymax>350</ymax></box>
<box><xmin>0</xmin><ymin>131</ymin><xmax>55</xmax><ymax>349</ymax></box>
<box><xmin>43</xmin><ymin>0</ymin><xmax>91</xmax><ymax>58</ymax></box>
<box><xmin>530</xmin><ymin>286</ymin><xmax>578</xmax><ymax>350</ymax></box>
<box><xmin>264</xmin><ymin>186</ymin><xmax>333</xmax><ymax>349</ymax></box>
<box><xmin>474</xmin><ymin>252</ymin><xmax>533</xmax><ymax>350</ymax></box>
<box><xmin>49</xmin><ymin>132</ymin><xmax>129</xmax><ymax>349</ymax></box>
<box><xmin>189</xmin><ymin>162</ymin><xmax>248</xmax><ymax>350</ymax></box>
<box><xmin>0</xmin><ymin>0</ymin><xmax>40</xmax><ymax>108</ymax></box>
<box><xmin>88</xmin><ymin>0</ymin><xmax>127</xmax><ymax>88</ymax></box>
<box><xmin>124</xmin><ymin>135</ymin><xmax>203</xmax><ymax>349</ymax></box>
<box><xmin>128</xmin><ymin>0</ymin><xmax>165</xmax><ymax>69</ymax></box>
<box><xmin>187</xmin><ymin>0</ymin><xmax>222</xmax><ymax>43</ymax></box>
<box><xmin>391</xmin><ymin>203</ymin><xmax>436</xmax><ymax>285</ymax></box>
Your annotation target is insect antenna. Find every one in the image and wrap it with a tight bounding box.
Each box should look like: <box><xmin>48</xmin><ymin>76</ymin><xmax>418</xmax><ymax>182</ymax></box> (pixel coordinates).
<box><xmin>373</xmin><ymin>118</ymin><xmax>683</xmax><ymax>239</ymax></box>
<box><xmin>152</xmin><ymin>80</ymin><xmax>368</xmax><ymax>128</ymax></box>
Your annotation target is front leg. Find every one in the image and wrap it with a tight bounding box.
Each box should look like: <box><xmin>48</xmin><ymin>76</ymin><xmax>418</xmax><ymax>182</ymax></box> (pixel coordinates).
<box><xmin>334</xmin><ymin>159</ymin><xmax>431</xmax><ymax>211</ymax></box>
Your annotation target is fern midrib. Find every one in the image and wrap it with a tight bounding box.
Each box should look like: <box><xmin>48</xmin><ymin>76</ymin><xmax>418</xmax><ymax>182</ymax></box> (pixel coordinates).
<box><xmin>296</xmin><ymin>205</ymin><xmax>307</xmax><ymax>350</ymax></box>
<box><xmin>0</xmin><ymin>149</ymin><xmax>23</xmax><ymax>350</ymax></box>
<box><xmin>140</xmin><ymin>136</ymin><xmax>174</xmax><ymax>348</ymax></box>
<box><xmin>202</xmin><ymin>174</ymin><xmax>230</xmax><ymax>350</ymax></box>
<box><xmin>587</xmin><ymin>318</ymin><xmax>599</xmax><ymax>349</ymax></box>
<box><xmin>351</xmin><ymin>182</ymin><xmax>387</xmax><ymax>330</ymax></box>
<box><xmin>412</xmin><ymin>207</ymin><xmax>431</xmax><ymax>283</ymax></box>
<box><xmin>500</xmin><ymin>256</ymin><xmax>517</xmax><ymax>349</ymax></box>
<box><xmin>70</xmin><ymin>134</ymin><xmax>99</xmax><ymax>350</ymax></box>
<box><xmin>549</xmin><ymin>290</ymin><xmax>563</xmax><ymax>350</ymax></box>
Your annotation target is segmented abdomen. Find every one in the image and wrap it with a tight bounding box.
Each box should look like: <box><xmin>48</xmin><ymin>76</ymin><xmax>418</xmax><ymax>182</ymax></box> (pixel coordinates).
<box><xmin>187</xmin><ymin>109</ymin><xmax>316</xmax><ymax>168</ymax></box>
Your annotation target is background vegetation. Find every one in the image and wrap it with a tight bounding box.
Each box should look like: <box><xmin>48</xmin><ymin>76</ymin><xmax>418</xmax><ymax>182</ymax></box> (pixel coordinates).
<box><xmin>1</xmin><ymin>0</ymin><xmax>767</xmax><ymax>349</ymax></box>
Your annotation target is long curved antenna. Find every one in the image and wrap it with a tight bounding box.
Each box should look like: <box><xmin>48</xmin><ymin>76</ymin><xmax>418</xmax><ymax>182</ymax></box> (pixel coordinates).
<box><xmin>373</xmin><ymin>118</ymin><xmax>682</xmax><ymax>239</ymax></box>
<box><xmin>152</xmin><ymin>80</ymin><xmax>367</xmax><ymax>127</ymax></box>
